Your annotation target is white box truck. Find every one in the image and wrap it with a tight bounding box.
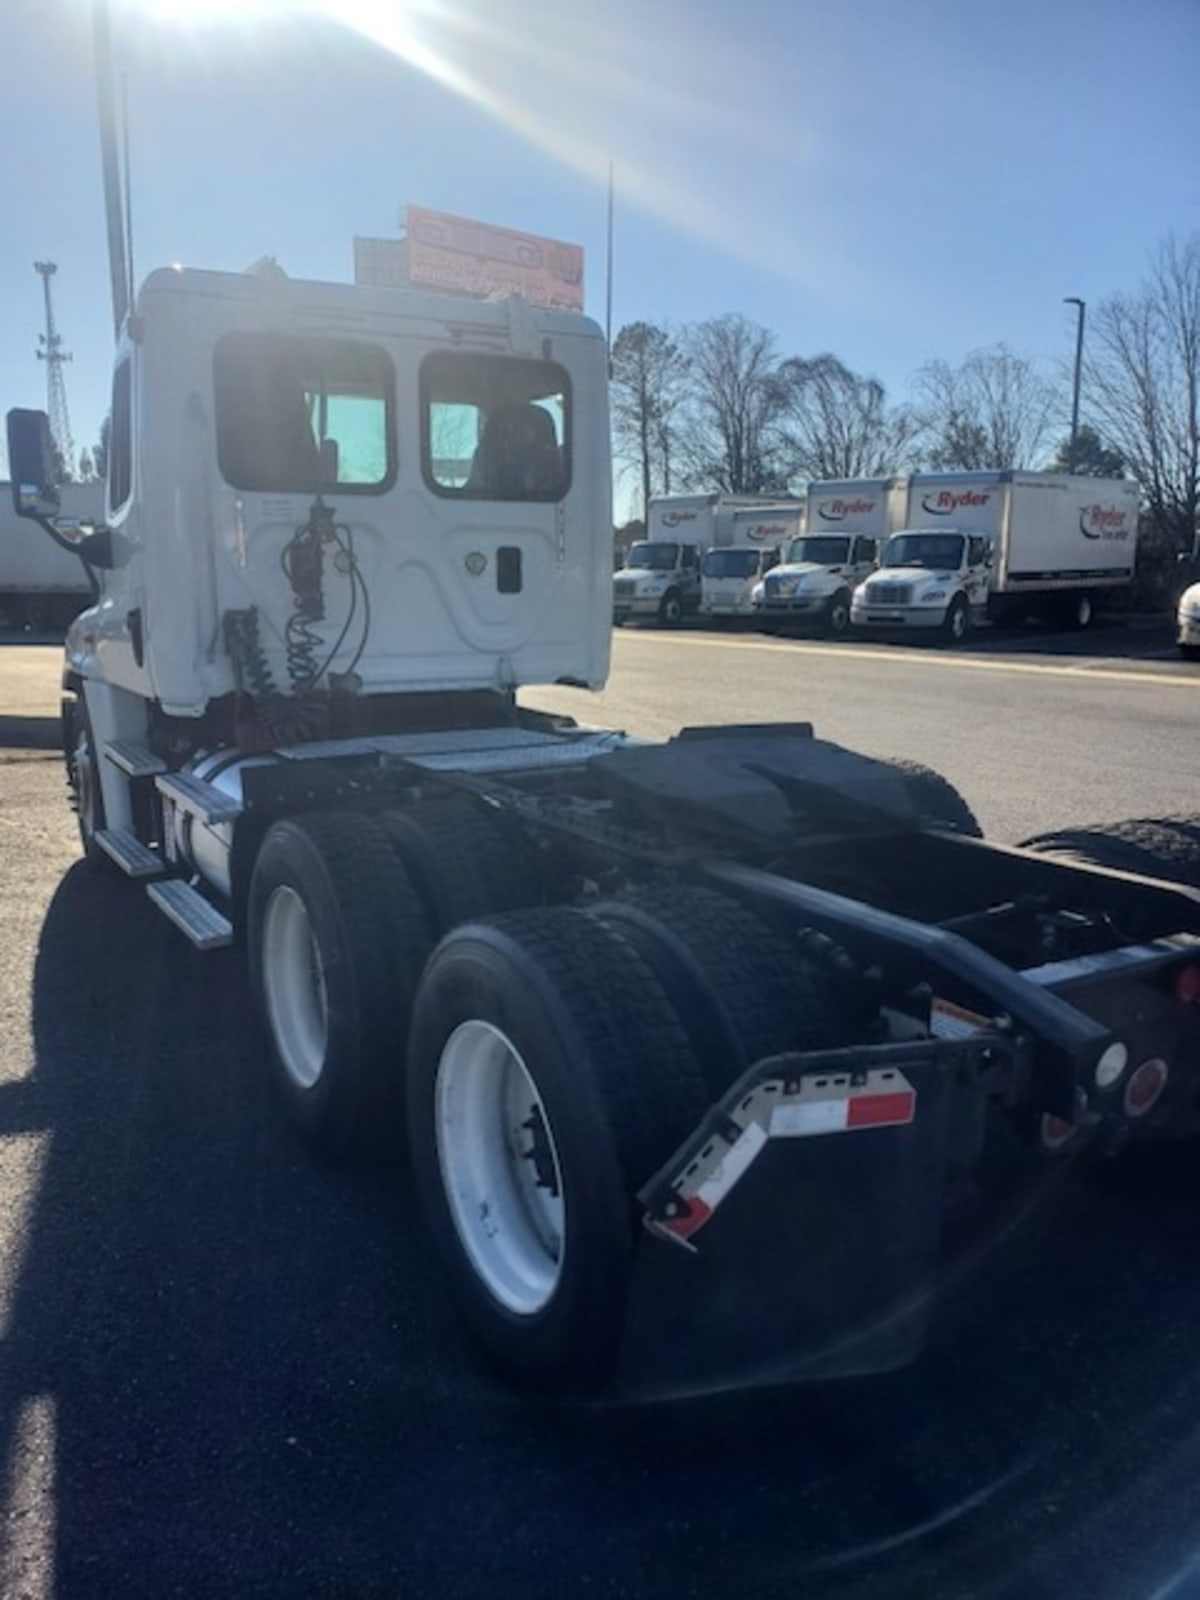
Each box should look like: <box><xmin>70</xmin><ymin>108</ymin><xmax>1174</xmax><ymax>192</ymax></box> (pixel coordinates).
<box><xmin>1</xmin><ymin>480</ymin><xmax>103</xmax><ymax>633</ymax></box>
<box><xmin>851</xmin><ymin>471</ymin><xmax>1140</xmax><ymax>643</ymax></box>
<box><xmin>699</xmin><ymin>505</ymin><xmax>802</xmax><ymax>622</ymax></box>
<box><xmin>752</xmin><ymin>478</ymin><xmax>898</xmax><ymax>636</ymax></box>
<box><xmin>614</xmin><ymin>493</ymin><xmax>799</xmax><ymax>626</ymax></box>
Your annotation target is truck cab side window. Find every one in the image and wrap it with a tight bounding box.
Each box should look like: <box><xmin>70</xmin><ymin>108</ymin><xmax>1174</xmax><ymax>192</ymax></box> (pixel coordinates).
<box><xmin>855</xmin><ymin>537</ymin><xmax>877</xmax><ymax>564</ymax></box>
<box><xmin>108</xmin><ymin>361</ymin><xmax>133</xmax><ymax>515</ymax></box>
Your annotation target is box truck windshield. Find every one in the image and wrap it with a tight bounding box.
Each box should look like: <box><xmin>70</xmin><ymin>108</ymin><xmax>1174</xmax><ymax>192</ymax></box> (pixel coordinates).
<box><xmin>883</xmin><ymin>533</ymin><xmax>965</xmax><ymax>570</ymax></box>
<box><xmin>628</xmin><ymin>542</ymin><xmax>680</xmax><ymax>571</ymax></box>
<box><xmin>784</xmin><ymin>536</ymin><xmax>852</xmax><ymax>565</ymax></box>
<box><xmin>703</xmin><ymin>548</ymin><xmax>768</xmax><ymax>578</ymax></box>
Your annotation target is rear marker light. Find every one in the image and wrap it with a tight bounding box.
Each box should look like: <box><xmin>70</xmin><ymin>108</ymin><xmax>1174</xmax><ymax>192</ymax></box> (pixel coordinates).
<box><xmin>1124</xmin><ymin>1057</ymin><xmax>1168</xmax><ymax>1119</ymax></box>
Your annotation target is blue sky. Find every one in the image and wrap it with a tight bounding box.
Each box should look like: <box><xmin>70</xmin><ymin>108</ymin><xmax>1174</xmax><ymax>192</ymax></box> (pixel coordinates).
<box><xmin>1</xmin><ymin>0</ymin><xmax>1197</xmax><ymax>480</ymax></box>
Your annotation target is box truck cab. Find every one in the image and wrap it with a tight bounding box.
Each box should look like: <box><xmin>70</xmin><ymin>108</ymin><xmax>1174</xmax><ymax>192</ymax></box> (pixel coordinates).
<box><xmin>700</xmin><ymin>507</ymin><xmax>800</xmax><ymax>622</ymax></box>
<box><xmin>1178</xmin><ymin>579</ymin><xmax>1200</xmax><ymax>660</ymax></box>
<box><xmin>853</xmin><ymin>528</ymin><xmax>995</xmax><ymax>642</ymax></box>
<box><xmin>752</xmin><ymin>478</ymin><xmax>896</xmax><ymax>635</ymax></box>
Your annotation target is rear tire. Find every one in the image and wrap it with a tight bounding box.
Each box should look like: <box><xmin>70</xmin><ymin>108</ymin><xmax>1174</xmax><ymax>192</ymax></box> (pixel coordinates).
<box><xmin>1019</xmin><ymin>817</ymin><xmax>1200</xmax><ymax>891</ymax></box>
<box><xmin>1180</xmin><ymin>643</ymin><xmax>1200</xmax><ymax>662</ymax></box>
<box><xmin>1068</xmin><ymin>592</ymin><xmax>1095</xmax><ymax>630</ymax></box>
<box><xmin>248</xmin><ymin>811</ymin><xmax>433</xmax><ymax>1159</ymax></box>
<box><xmin>590</xmin><ymin>885</ymin><xmax>839</xmax><ymax>1098</ymax></box>
<box><xmin>407</xmin><ymin>907</ymin><xmax>707</xmax><ymax>1391</ymax></box>
<box><xmin>881</xmin><ymin>759</ymin><xmax>983</xmax><ymax>837</ymax></box>
<box><xmin>377</xmin><ymin>795</ymin><xmax>541</xmax><ymax>933</ymax></box>
<box><xmin>658</xmin><ymin>590</ymin><xmax>684</xmax><ymax>627</ymax></box>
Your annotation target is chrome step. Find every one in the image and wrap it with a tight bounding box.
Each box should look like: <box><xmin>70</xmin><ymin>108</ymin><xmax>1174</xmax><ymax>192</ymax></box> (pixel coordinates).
<box><xmin>95</xmin><ymin>827</ymin><xmax>163</xmax><ymax>879</ymax></box>
<box><xmin>146</xmin><ymin>879</ymin><xmax>233</xmax><ymax>950</ymax></box>
<box><xmin>103</xmin><ymin>739</ymin><xmax>167</xmax><ymax>777</ymax></box>
<box><xmin>156</xmin><ymin>771</ymin><xmax>242</xmax><ymax>824</ymax></box>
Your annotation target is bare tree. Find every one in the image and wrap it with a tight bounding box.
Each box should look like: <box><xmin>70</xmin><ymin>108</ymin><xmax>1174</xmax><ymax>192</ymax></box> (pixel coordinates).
<box><xmin>609</xmin><ymin>322</ymin><xmax>687</xmax><ymax>518</ymax></box>
<box><xmin>681</xmin><ymin>314</ymin><xmax>789</xmax><ymax>493</ymax></box>
<box><xmin>777</xmin><ymin>354</ymin><xmax>919</xmax><ymax>481</ymax></box>
<box><xmin>913</xmin><ymin>344</ymin><xmax>1059</xmax><ymax>470</ymax></box>
<box><xmin>1085</xmin><ymin>235</ymin><xmax>1200</xmax><ymax>557</ymax></box>
<box><xmin>93</xmin><ymin>415</ymin><xmax>111</xmax><ymax>484</ymax></box>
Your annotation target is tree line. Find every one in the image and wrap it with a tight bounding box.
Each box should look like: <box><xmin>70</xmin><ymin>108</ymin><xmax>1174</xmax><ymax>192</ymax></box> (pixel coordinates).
<box><xmin>611</xmin><ymin>233</ymin><xmax>1200</xmax><ymax>564</ymax></box>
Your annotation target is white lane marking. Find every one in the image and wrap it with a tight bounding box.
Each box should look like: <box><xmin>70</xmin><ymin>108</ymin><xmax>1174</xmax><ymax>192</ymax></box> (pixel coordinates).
<box><xmin>615</xmin><ymin>631</ymin><xmax>1198</xmax><ymax>690</ymax></box>
<box><xmin>0</xmin><ymin>1395</ymin><xmax>57</xmax><ymax>1600</ymax></box>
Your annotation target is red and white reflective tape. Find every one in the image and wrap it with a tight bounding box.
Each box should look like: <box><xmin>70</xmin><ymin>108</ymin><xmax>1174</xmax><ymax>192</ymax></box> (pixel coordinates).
<box><xmin>655</xmin><ymin>1070</ymin><xmax>916</xmax><ymax>1243</ymax></box>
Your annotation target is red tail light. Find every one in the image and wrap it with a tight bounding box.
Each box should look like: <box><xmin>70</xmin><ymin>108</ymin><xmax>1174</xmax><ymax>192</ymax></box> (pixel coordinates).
<box><xmin>1174</xmin><ymin>965</ymin><xmax>1200</xmax><ymax>1005</ymax></box>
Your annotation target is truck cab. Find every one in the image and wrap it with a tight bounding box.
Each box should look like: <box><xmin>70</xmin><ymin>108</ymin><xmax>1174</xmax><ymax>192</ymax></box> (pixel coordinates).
<box><xmin>752</xmin><ymin>532</ymin><xmax>878</xmax><ymax>635</ymax></box>
<box><xmin>699</xmin><ymin>543</ymin><xmax>781</xmax><ymax>622</ymax></box>
<box><xmin>851</xmin><ymin>529</ymin><xmax>995</xmax><ymax>643</ymax></box>
<box><xmin>612</xmin><ymin>538</ymin><xmax>702</xmax><ymax>625</ymax></box>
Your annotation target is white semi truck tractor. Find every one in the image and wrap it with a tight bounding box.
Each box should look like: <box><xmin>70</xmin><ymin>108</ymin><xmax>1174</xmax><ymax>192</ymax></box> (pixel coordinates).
<box><xmin>11</xmin><ymin>263</ymin><xmax>1200</xmax><ymax>1398</ymax></box>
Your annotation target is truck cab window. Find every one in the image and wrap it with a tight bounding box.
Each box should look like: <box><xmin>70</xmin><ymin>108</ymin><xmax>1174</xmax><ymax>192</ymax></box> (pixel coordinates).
<box><xmin>422</xmin><ymin>352</ymin><xmax>569</xmax><ymax>501</ymax></box>
<box><xmin>968</xmin><ymin>536</ymin><xmax>990</xmax><ymax>566</ymax></box>
<box><xmin>213</xmin><ymin>333</ymin><xmax>394</xmax><ymax>494</ymax></box>
<box><xmin>108</xmin><ymin>361</ymin><xmax>133</xmax><ymax>515</ymax></box>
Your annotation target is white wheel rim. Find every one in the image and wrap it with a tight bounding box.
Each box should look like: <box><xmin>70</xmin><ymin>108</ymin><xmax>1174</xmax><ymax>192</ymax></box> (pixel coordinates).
<box><xmin>435</xmin><ymin>1019</ymin><xmax>565</xmax><ymax>1316</ymax></box>
<box><xmin>952</xmin><ymin>606</ymin><xmax>966</xmax><ymax>638</ymax></box>
<box><xmin>261</xmin><ymin>886</ymin><xmax>328</xmax><ymax>1092</ymax></box>
<box><xmin>1079</xmin><ymin>597</ymin><xmax>1092</xmax><ymax>626</ymax></box>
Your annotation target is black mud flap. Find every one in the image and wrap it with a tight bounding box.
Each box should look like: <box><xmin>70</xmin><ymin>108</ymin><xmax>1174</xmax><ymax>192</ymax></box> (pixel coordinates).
<box><xmin>612</xmin><ymin>1039</ymin><xmax>996</xmax><ymax>1400</ymax></box>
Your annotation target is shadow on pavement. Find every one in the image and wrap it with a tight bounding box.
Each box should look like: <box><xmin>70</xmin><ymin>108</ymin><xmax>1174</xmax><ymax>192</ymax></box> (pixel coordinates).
<box><xmin>5</xmin><ymin>863</ymin><xmax>1200</xmax><ymax>1597</ymax></box>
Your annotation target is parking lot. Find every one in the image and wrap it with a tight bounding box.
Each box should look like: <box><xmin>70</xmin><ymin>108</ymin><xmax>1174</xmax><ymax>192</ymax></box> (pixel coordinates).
<box><xmin>1</xmin><ymin>629</ymin><xmax>1199</xmax><ymax>1599</ymax></box>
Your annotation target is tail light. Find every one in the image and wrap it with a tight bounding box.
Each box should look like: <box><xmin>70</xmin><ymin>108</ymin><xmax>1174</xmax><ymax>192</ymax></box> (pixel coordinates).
<box><xmin>1173</xmin><ymin>964</ymin><xmax>1200</xmax><ymax>1005</ymax></box>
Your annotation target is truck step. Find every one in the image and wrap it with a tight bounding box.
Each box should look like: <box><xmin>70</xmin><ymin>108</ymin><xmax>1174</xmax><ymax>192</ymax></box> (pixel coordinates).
<box><xmin>94</xmin><ymin>827</ymin><xmax>164</xmax><ymax>879</ymax></box>
<box><xmin>155</xmin><ymin>771</ymin><xmax>242</xmax><ymax>824</ymax></box>
<box><xmin>103</xmin><ymin>739</ymin><xmax>167</xmax><ymax>777</ymax></box>
<box><xmin>146</xmin><ymin>879</ymin><xmax>233</xmax><ymax>950</ymax></box>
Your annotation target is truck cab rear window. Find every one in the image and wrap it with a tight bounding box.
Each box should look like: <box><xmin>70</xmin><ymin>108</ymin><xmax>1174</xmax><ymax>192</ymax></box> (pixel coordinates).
<box><xmin>214</xmin><ymin>333</ymin><xmax>394</xmax><ymax>494</ymax></box>
<box><xmin>422</xmin><ymin>352</ymin><xmax>569</xmax><ymax>501</ymax></box>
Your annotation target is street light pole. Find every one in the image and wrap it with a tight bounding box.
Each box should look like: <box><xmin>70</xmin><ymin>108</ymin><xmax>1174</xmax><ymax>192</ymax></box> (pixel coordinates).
<box><xmin>1064</xmin><ymin>296</ymin><xmax>1085</xmax><ymax>474</ymax></box>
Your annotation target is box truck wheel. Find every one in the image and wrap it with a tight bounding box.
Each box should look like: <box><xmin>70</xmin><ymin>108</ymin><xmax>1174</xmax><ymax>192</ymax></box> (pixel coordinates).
<box><xmin>591</xmin><ymin>886</ymin><xmax>839</xmax><ymax>1098</ymax></box>
<box><xmin>1180</xmin><ymin>643</ymin><xmax>1200</xmax><ymax>661</ymax></box>
<box><xmin>824</xmin><ymin>589</ymin><xmax>853</xmax><ymax>637</ymax></box>
<box><xmin>248</xmin><ymin>811</ymin><xmax>433</xmax><ymax>1159</ymax></box>
<box><xmin>1068</xmin><ymin>592</ymin><xmax>1095</xmax><ymax>630</ymax></box>
<box><xmin>657</xmin><ymin>590</ymin><xmax>684</xmax><ymax>627</ymax></box>
<box><xmin>61</xmin><ymin>692</ymin><xmax>107</xmax><ymax>862</ymax></box>
<box><xmin>406</xmin><ymin>908</ymin><xmax>707</xmax><ymax>1391</ymax></box>
<box><xmin>943</xmin><ymin>595</ymin><xmax>971</xmax><ymax>645</ymax></box>
<box><xmin>1019</xmin><ymin>817</ymin><xmax>1200</xmax><ymax>891</ymax></box>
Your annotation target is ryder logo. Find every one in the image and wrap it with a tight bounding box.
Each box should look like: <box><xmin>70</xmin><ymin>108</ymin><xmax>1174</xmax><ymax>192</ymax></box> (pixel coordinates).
<box><xmin>662</xmin><ymin>511</ymin><xmax>699</xmax><ymax>528</ymax></box>
<box><xmin>1079</xmin><ymin>504</ymin><xmax>1131</xmax><ymax>541</ymax></box>
<box><xmin>746</xmin><ymin>522</ymin><xmax>787</xmax><ymax>541</ymax></box>
<box><xmin>817</xmin><ymin>498</ymin><xmax>876</xmax><ymax>522</ymax></box>
<box><xmin>921</xmin><ymin>489</ymin><xmax>993</xmax><ymax>515</ymax></box>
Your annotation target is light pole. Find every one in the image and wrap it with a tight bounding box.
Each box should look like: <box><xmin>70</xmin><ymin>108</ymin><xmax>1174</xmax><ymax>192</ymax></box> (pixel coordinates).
<box><xmin>1064</xmin><ymin>296</ymin><xmax>1085</xmax><ymax>474</ymax></box>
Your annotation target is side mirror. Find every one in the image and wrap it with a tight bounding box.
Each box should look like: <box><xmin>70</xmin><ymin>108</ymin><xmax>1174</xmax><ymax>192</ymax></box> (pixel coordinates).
<box><xmin>6</xmin><ymin>409</ymin><xmax>60</xmax><ymax>519</ymax></box>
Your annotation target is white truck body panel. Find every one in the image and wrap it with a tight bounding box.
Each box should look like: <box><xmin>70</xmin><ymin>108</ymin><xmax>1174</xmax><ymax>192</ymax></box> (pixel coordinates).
<box><xmin>73</xmin><ymin>266</ymin><xmax>612</xmax><ymax>716</ymax></box>
<box><xmin>852</xmin><ymin>472</ymin><xmax>1139</xmax><ymax>634</ymax></box>
<box><xmin>1</xmin><ymin>482</ymin><xmax>102</xmax><ymax>628</ymax></box>
<box><xmin>1178</xmin><ymin>582</ymin><xmax>1200</xmax><ymax>651</ymax></box>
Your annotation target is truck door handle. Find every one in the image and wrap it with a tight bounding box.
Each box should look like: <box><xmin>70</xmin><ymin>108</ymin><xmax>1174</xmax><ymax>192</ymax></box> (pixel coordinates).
<box><xmin>497</xmin><ymin>546</ymin><xmax>522</xmax><ymax>594</ymax></box>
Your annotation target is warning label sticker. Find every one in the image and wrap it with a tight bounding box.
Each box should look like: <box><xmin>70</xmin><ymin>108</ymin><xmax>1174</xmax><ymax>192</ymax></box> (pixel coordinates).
<box><xmin>930</xmin><ymin>997</ymin><xmax>991</xmax><ymax>1040</ymax></box>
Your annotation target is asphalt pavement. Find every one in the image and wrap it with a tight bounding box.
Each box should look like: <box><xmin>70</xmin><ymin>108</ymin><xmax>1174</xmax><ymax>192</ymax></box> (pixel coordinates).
<box><xmin>3</xmin><ymin>631</ymin><xmax>1200</xmax><ymax>1599</ymax></box>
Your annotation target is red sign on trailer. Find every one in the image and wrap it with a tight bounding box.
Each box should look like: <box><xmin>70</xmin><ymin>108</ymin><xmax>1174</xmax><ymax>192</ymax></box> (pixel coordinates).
<box><xmin>406</xmin><ymin>205</ymin><xmax>585</xmax><ymax>311</ymax></box>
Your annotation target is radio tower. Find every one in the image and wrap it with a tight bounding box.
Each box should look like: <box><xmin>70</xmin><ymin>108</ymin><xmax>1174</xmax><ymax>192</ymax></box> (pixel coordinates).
<box><xmin>34</xmin><ymin>261</ymin><xmax>76</xmax><ymax>475</ymax></box>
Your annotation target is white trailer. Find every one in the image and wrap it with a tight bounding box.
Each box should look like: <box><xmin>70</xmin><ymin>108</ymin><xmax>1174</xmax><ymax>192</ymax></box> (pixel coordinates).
<box><xmin>699</xmin><ymin>505</ymin><xmax>803</xmax><ymax>621</ymax></box>
<box><xmin>0</xmin><ymin>480</ymin><xmax>102</xmax><ymax>633</ymax></box>
<box><xmin>752</xmin><ymin>478</ymin><xmax>896</xmax><ymax>635</ymax></box>
<box><xmin>615</xmin><ymin>493</ymin><xmax>800</xmax><ymax>626</ymax></box>
<box><xmin>852</xmin><ymin>471</ymin><xmax>1140</xmax><ymax>642</ymax></box>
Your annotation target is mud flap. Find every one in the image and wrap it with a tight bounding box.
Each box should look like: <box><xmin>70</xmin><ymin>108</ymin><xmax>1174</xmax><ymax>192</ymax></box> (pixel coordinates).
<box><xmin>612</xmin><ymin>1040</ymin><xmax>991</xmax><ymax>1399</ymax></box>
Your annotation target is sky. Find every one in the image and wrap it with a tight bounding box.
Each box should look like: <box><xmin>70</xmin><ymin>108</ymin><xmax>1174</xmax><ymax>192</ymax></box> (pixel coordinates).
<box><xmin>1</xmin><ymin>0</ymin><xmax>1197</xmax><ymax>488</ymax></box>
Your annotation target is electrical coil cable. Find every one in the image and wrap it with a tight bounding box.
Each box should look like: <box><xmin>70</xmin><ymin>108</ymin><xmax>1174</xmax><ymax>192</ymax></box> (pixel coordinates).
<box><xmin>279</xmin><ymin>498</ymin><xmax>372</xmax><ymax>691</ymax></box>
